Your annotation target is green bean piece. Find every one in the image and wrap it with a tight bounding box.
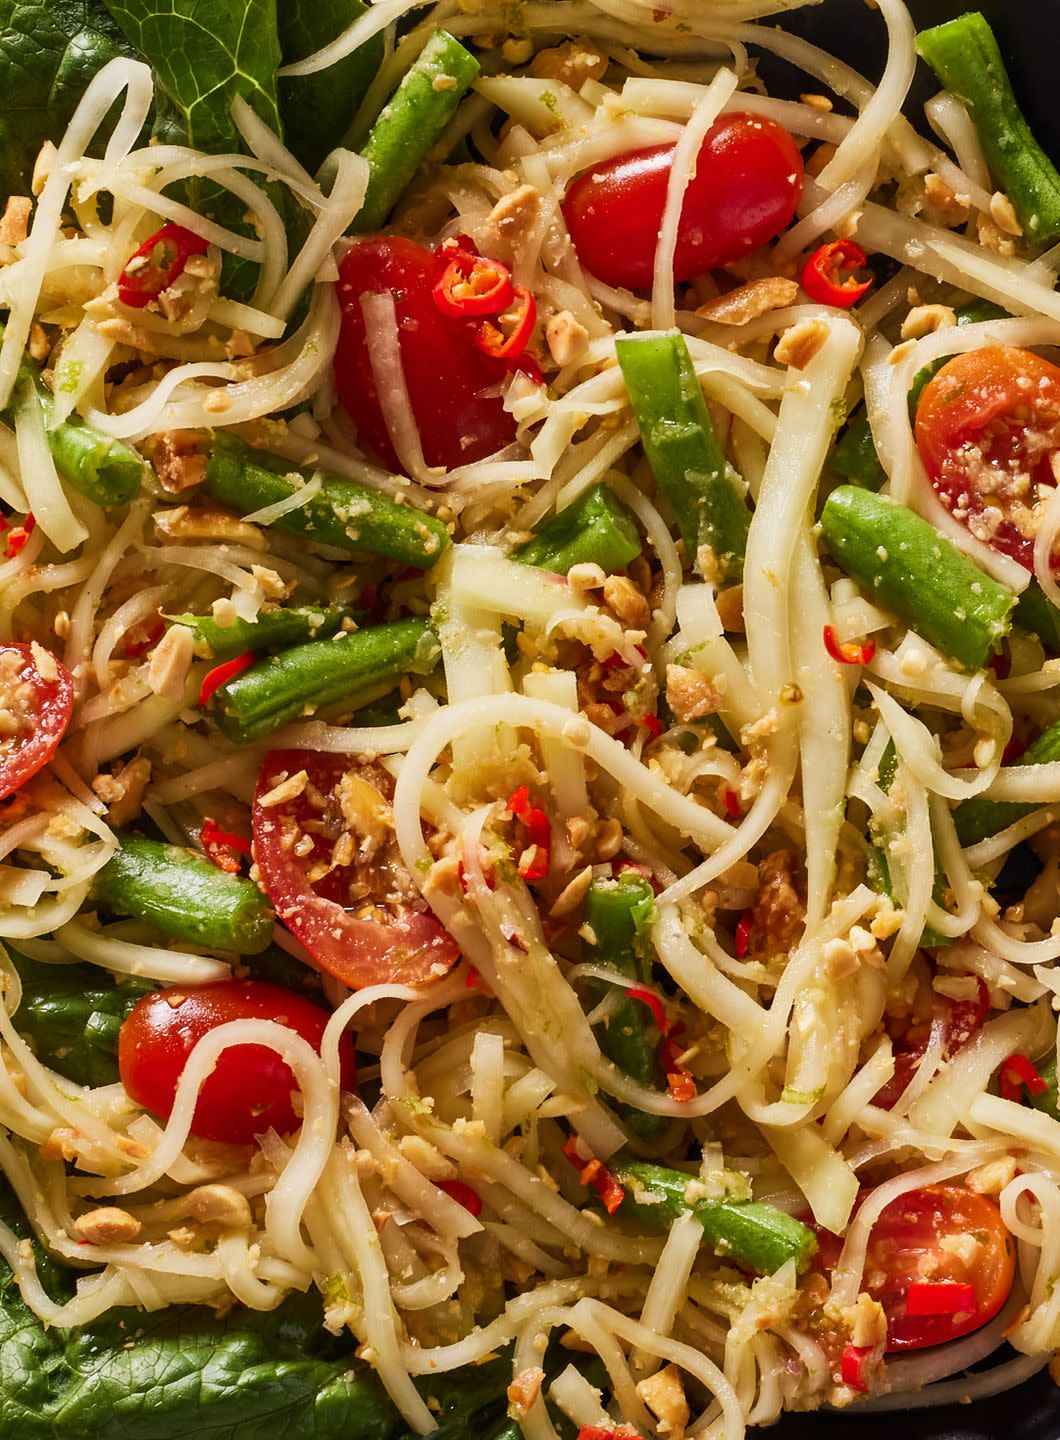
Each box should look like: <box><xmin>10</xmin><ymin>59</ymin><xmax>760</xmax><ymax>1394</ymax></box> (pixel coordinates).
<box><xmin>203</xmin><ymin>434</ymin><xmax>450</xmax><ymax>569</ymax></box>
<box><xmin>350</xmin><ymin>31</ymin><xmax>480</xmax><ymax>233</ymax></box>
<box><xmin>613</xmin><ymin>1161</ymin><xmax>817</xmax><ymax>1276</ymax></box>
<box><xmin>616</xmin><ymin>330</ymin><xmax>750</xmax><ymax>582</ymax></box>
<box><xmin>585</xmin><ymin>876</ymin><xmax>665</xmax><ymax>1141</ymax></box>
<box><xmin>208</xmin><ymin>618</ymin><xmax>441</xmax><ymax>744</ymax></box>
<box><xmin>0</xmin><ymin>325</ymin><xmax>143</xmax><ymax>507</ymax></box>
<box><xmin>918</xmin><ymin>13</ymin><xmax>1060</xmax><ymax>244</ymax></box>
<box><xmin>830</xmin><ymin>303</ymin><xmax>1007</xmax><ymax>493</ymax></box>
<box><xmin>952</xmin><ymin>718</ymin><xmax>1060</xmax><ymax>847</ymax></box>
<box><xmin>820</xmin><ymin>486</ymin><xmax>1016</xmax><ymax>672</ymax></box>
<box><xmin>92</xmin><ymin>835</ymin><xmax>273</xmax><ymax>954</ymax></box>
<box><xmin>513</xmin><ymin>484</ymin><xmax>642</xmax><ymax>575</ymax></box>
<box><xmin>168</xmin><ymin>604</ymin><xmax>354</xmax><ymax>661</ymax></box>
<box><xmin>1014</xmin><ymin>584</ymin><xmax>1060</xmax><ymax>654</ymax></box>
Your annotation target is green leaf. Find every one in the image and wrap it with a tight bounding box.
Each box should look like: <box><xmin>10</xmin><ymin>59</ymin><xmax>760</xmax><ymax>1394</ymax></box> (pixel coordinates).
<box><xmin>101</xmin><ymin>0</ymin><xmax>282</xmax><ymax>153</ymax></box>
<box><xmin>0</xmin><ymin>1171</ymin><xmax>516</xmax><ymax>1438</ymax></box>
<box><xmin>0</xmin><ymin>0</ymin><xmax>137</xmax><ymax>199</ymax></box>
<box><xmin>100</xmin><ymin>0</ymin><xmax>289</xmax><ymax>298</ymax></box>
<box><xmin>9</xmin><ymin>950</ymin><xmax>152</xmax><ymax>1088</ymax></box>
<box><xmin>0</xmin><ymin>1173</ymin><xmax>516</xmax><ymax>1439</ymax></box>
<box><xmin>277</xmin><ymin>0</ymin><xmax>383</xmax><ymax>174</ymax></box>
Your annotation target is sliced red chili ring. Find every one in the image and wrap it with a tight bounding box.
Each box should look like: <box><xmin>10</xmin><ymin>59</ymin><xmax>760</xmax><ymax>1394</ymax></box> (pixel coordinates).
<box><xmin>475</xmin><ymin>284</ymin><xmax>536</xmax><ymax>362</ymax></box>
<box><xmin>432</xmin><ymin>249</ymin><xmax>515</xmax><ymax>318</ymax></box>
<box><xmin>801</xmin><ymin>239</ymin><xmax>872</xmax><ymax>309</ymax></box>
<box><xmin>1000</xmin><ymin>1052</ymin><xmax>1048</xmax><ymax>1099</ymax></box>
<box><xmin>118</xmin><ymin>223</ymin><xmax>209</xmax><ymax>309</ymax></box>
<box><xmin>626</xmin><ymin>986</ymin><xmax>669</xmax><ymax>1036</ymax></box>
<box><xmin>823</xmin><ymin>623</ymin><xmax>875</xmax><ymax>666</ymax></box>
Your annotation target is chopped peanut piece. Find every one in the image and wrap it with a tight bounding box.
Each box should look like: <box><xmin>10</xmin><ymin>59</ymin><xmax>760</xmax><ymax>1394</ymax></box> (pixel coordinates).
<box><xmin>775</xmin><ymin>319</ymin><xmax>830</xmax><ymax>370</ymax></box>
<box><xmin>183</xmin><ymin>1184</ymin><xmax>253</xmax><ymax>1228</ymax></box>
<box><xmin>696</xmin><ymin>276</ymin><xmax>799</xmax><ymax>326</ymax></box>
<box><xmin>153</xmin><ymin>430</ymin><xmax>207</xmax><ymax>493</ymax></box>
<box><xmin>545</xmin><ymin>309</ymin><xmax>589</xmax><ymax>367</ymax></box>
<box><xmin>486</xmin><ymin>184</ymin><xmax>541</xmax><ymax>249</ymax></box>
<box><xmin>529</xmin><ymin>41</ymin><xmax>607</xmax><ymax>88</ymax></box>
<box><xmin>153</xmin><ymin>504</ymin><xmax>267</xmax><ymax>550</ymax></box>
<box><xmin>636</xmin><ymin>1364</ymin><xmax>690</xmax><ymax>1438</ymax></box>
<box><xmin>900</xmin><ymin>304</ymin><xmax>956</xmax><ymax>341</ymax></box>
<box><xmin>603</xmin><ymin>574</ymin><xmax>651</xmax><ymax>628</ymax></box>
<box><xmin>0</xmin><ymin>196</ymin><xmax>31</xmax><ymax>246</ymax></box>
<box><xmin>666</xmin><ymin>664</ymin><xmax>724</xmax><ymax>722</ymax></box>
<box><xmin>72</xmin><ymin>1206</ymin><xmax>142</xmax><ymax>1245</ymax></box>
<box><xmin>147</xmin><ymin>624</ymin><xmax>194</xmax><ymax>700</ymax></box>
<box><xmin>966</xmin><ymin>1156</ymin><xmax>1018</xmax><ymax>1197</ymax></box>
<box><xmin>507</xmin><ymin>1367</ymin><xmax>545</xmax><ymax>1417</ymax></box>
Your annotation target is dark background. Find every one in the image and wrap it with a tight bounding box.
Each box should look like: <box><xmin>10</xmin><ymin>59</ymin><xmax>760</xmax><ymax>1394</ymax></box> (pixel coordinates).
<box><xmin>763</xmin><ymin>1</ymin><xmax>1060</xmax><ymax>1436</ymax></box>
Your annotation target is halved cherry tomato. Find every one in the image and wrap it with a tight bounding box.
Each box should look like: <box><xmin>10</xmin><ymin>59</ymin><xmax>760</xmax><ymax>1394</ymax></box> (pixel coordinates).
<box><xmin>252</xmin><ymin>749</ymin><xmax>460</xmax><ymax>989</ymax></box>
<box><xmin>0</xmin><ymin>643</ymin><xmax>74</xmax><ymax>802</ymax></box>
<box><xmin>915</xmin><ymin>347</ymin><xmax>1060</xmax><ymax>571</ymax></box>
<box><xmin>811</xmin><ymin>1184</ymin><xmax>1015</xmax><ymax>1351</ymax></box>
<box><xmin>334</xmin><ymin>237</ymin><xmax>517</xmax><ymax>474</ymax></box>
<box><xmin>118</xmin><ymin>979</ymin><xmax>356</xmax><ymax>1145</ymax></box>
<box><xmin>873</xmin><ymin>975</ymin><xmax>989</xmax><ymax>1110</ymax></box>
<box><xmin>562</xmin><ymin>114</ymin><xmax>804</xmax><ymax>290</ymax></box>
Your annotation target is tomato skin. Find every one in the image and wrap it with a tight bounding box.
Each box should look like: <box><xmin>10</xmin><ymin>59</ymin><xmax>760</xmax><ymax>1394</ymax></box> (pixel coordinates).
<box><xmin>562</xmin><ymin>114</ymin><xmax>804</xmax><ymax>289</ymax></box>
<box><xmin>252</xmin><ymin>749</ymin><xmax>460</xmax><ymax>990</ymax></box>
<box><xmin>0</xmin><ymin>644</ymin><xmax>74</xmax><ymax>801</ymax></box>
<box><xmin>334</xmin><ymin>237</ymin><xmax>517</xmax><ymax>474</ymax></box>
<box><xmin>866</xmin><ymin>1186</ymin><xmax>1015</xmax><ymax>1350</ymax></box>
<box><xmin>812</xmin><ymin>1185</ymin><xmax>1015</xmax><ymax>1352</ymax></box>
<box><xmin>873</xmin><ymin>977</ymin><xmax>990</xmax><ymax>1110</ymax></box>
<box><xmin>915</xmin><ymin>346</ymin><xmax>1060</xmax><ymax>570</ymax></box>
<box><xmin>118</xmin><ymin>979</ymin><xmax>356</xmax><ymax>1145</ymax></box>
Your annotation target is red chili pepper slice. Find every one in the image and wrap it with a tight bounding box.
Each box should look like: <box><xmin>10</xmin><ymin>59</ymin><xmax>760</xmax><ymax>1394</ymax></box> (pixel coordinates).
<box><xmin>802</xmin><ymin>239</ymin><xmax>872</xmax><ymax>309</ymax></box>
<box><xmin>5</xmin><ymin>514</ymin><xmax>35</xmax><ymax>558</ymax></box>
<box><xmin>507</xmin><ymin>786</ymin><xmax>552</xmax><ymax>879</ymax></box>
<box><xmin>561</xmin><ymin>1136</ymin><xmax>626</xmax><ymax>1214</ymax></box>
<box><xmin>722</xmin><ymin>787</ymin><xmax>741</xmax><ymax>818</ymax></box>
<box><xmin>626</xmin><ymin>986</ymin><xmax>669</xmax><ymax>1036</ymax></box>
<box><xmin>823</xmin><ymin>624</ymin><xmax>875</xmax><ymax>666</ymax></box>
<box><xmin>641</xmin><ymin>713</ymin><xmax>664</xmax><ymax>740</ymax></box>
<box><xmin>475</xmin><ymin>284</ymin><xmax>536</xmax><ymax>362</ymax></box>
<box><xmin>1000</xmin><ymin>1052</ymin><xmax>1048</xmax><ymax>1100</ymax></box>
<box><xmin>904</xmin><ymin>1280</ymin><xmax>977</xmax><ymax>1317</ymax></box>
<box><xmin>435</xmin><ymin>1179</ymin><xmax>483</xmax><ymax>1217</ymax></box>
<box><xmin>734</xmin><ymin>913</ymin><xmax>752</xmax><ymax>958</ymax></box>
<box><xmin>577</xmin><ymin>1428</ymin><xmax>644</xmax><ymax>1440</ymax></box>
<box><xmin>200</xmin><ymin>817</ymin><xmax>252</xmax><ymax>875</ymax></box>
<box><xmin>432</xmin><ymin>248</ymin><xmax>515</xmax><ymax>319</ymax></box>
<box><xmin>118</xmin><ymin>223</ymin><xmax>209</xmax><ymax>310</ymax></box>
<box><xmin>841</xmin><ymin>1342</ymin><xmax>871</xmax><ymax>1392</ymax></box>
<box><xmin>199</xmin><ymin>651</ymin><xmax>255</xmax><ymax>708</ymax></box>
<box><xmin>666</xmin><ymin>1068</ymin><xmax>697</xmax><ymax>1102</ymax></box>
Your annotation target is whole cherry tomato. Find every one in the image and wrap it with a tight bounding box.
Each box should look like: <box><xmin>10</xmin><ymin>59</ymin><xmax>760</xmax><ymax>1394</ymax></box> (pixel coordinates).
<box><xmin>334</xmin><ymin>236</ymin><xmax>517</xmax><ymax>474</ymax></box>
<box><xmin>118</xmin><ymin>979</ymin><xmax>356</xmax><ymax>1145</ymax></box>
<box><xmin>562</xmin><ymin>114</ymin><xmax>804</xmax><ymax>289</ymax></box>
